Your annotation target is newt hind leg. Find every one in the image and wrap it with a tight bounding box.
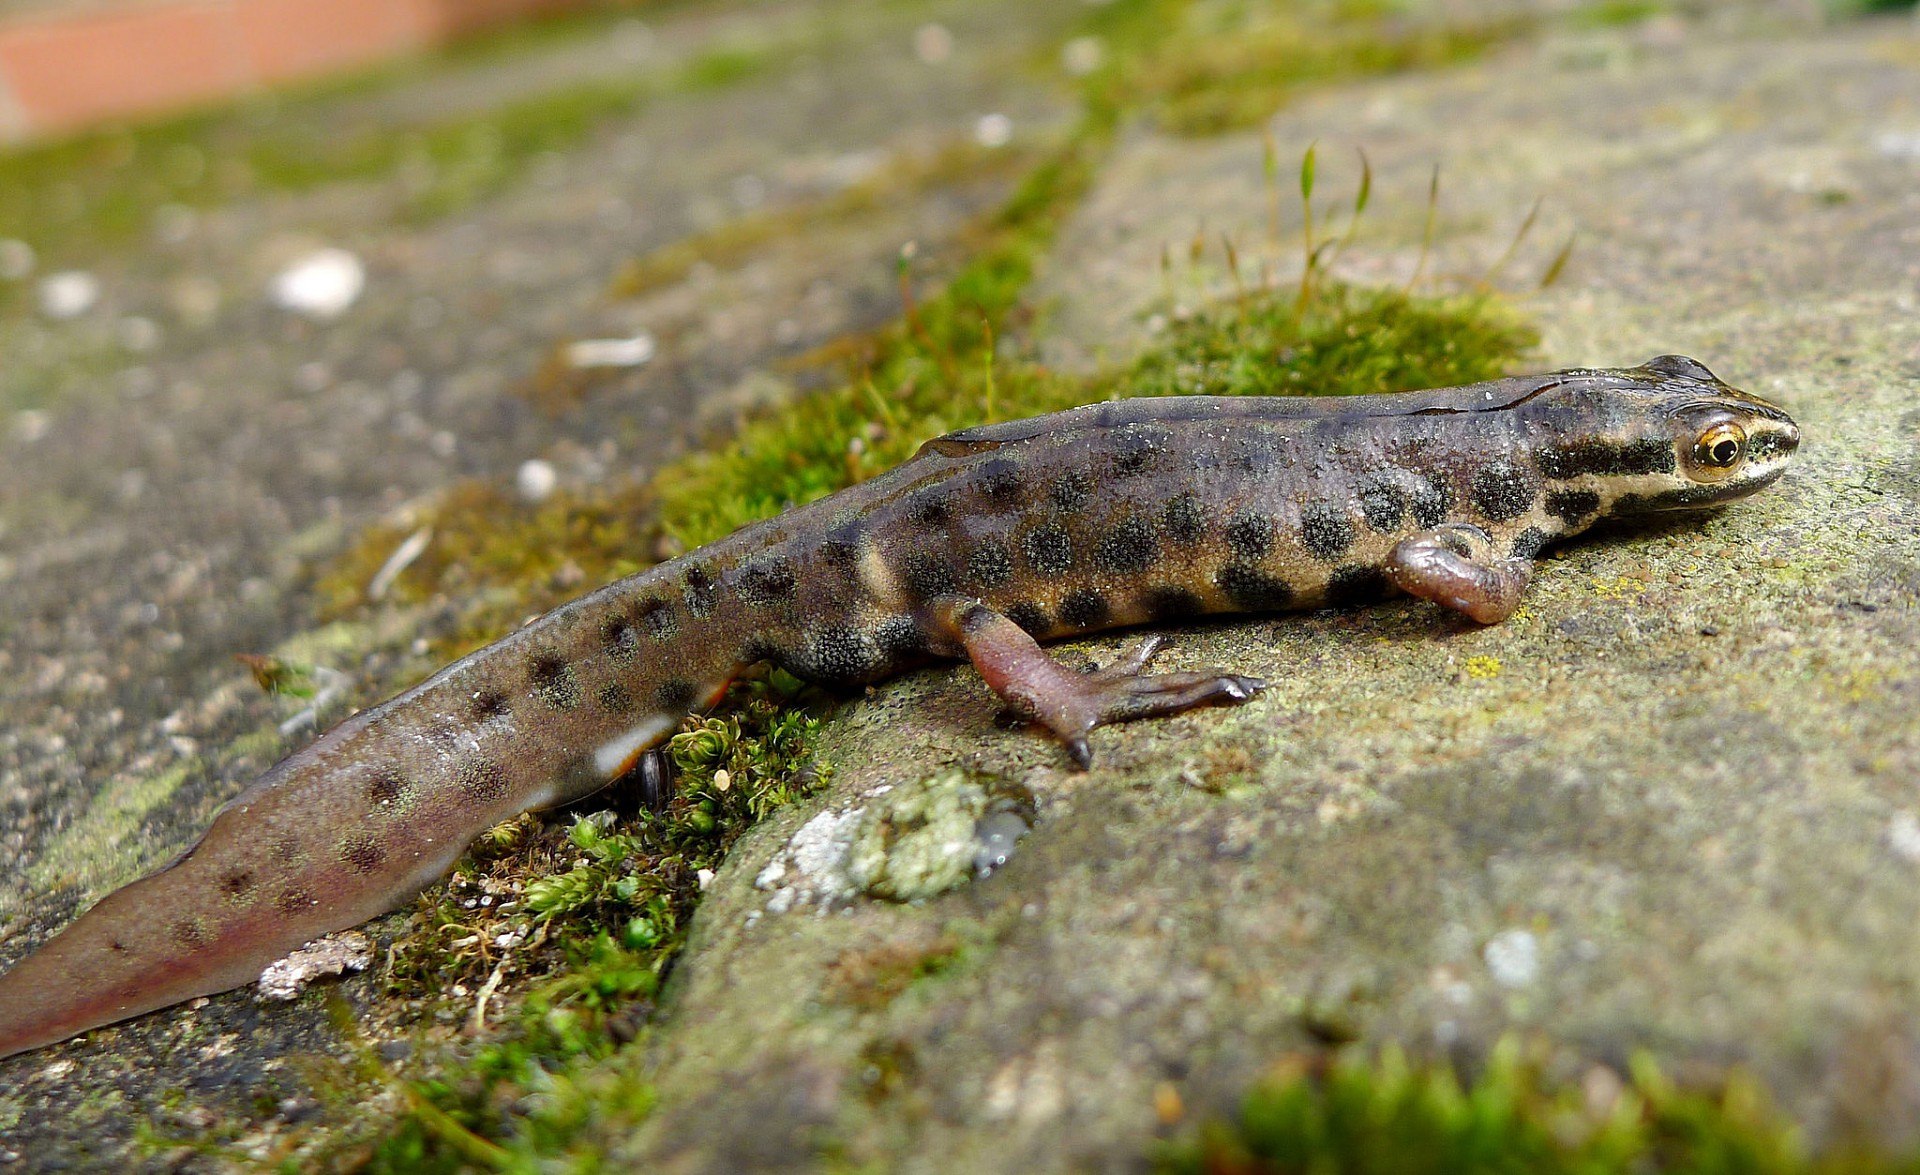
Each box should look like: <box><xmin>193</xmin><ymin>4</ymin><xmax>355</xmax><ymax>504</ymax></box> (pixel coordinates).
<box><xmin>931</xmin><ymin>597</ymin><xmax>1266</xmax><ymax>769</ymax></box>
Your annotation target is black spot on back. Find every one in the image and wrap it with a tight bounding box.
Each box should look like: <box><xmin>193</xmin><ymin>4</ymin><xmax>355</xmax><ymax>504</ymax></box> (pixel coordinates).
<box><xmin>1326</xmin><ymin>565</ymin><xmax>1388</xmax><ymax>607</ymax></box>
<box><xmin>1005</xmin><ymin>601</ymin><xmax>1051</xmax><ymax>634</ymax></box>
<box><xmin>340</xmin><ymin>835</ymin><xmax>385</xmax><ymax>875</ymax></box>
<box><xmin>683</xmin><ymin>568</ymin><xmax>718</xmax><ymax>618</ymax></box>
<box><xmin>470</xmin><ymin>689</ymin><xmax>510</xmax><ymax>721</ymax></box>
<box><xmin>1143</xmin><ymin>587</ymin><xmax>1204</xmax><ymax>621</ymax></box>
<box><xmin>1022</xmin><ymin>525</ymin><xmax>1075</xmax><ymax>576</ymax></box>
<box><xmin>1510</xmin><ymin>527</ymin><xmax>1548</xmax><ymax>560</ymax></box>
<box><xmin>820</xmin><ymin>528</ymin><xmax>862</xmax><ymax>570</ymax></box>
<box><xmin>1049</xmin><ymin>469</ymin><xmax>1094</xmax><ymax>512</ymax></box>
<box><xmin>1216</xmin><ymin>565</ymin><xmax>1295</xmax><ymax>610</ymax></box>
<box><xmin>599</xmin><ymin>681</ymin><xmax>637</xmax><ymax>714</ymax></box>
<box><xmin>1095</xmin><ymin>518</ymin><xmax>1159</xmax><ymax>574</ymax></box>
<box><xmin>367</xmin><ymin>767</ymin><xmax>409</xmax><ymax>807</ymax></box>
<box><xmin>276</xmin><ymin>888</ymin><xmax>315</xmax><ymax>916</ymax></box>
<box><xmin>1358</xmin><ymin>478</ymin><xmax>1407</xmax><ymax>533</ymax></box>
<box><xmin>1059</xmin><ymin>589</ymin><xmax>1110</xmax><ymax>628</ymax></box>
<box><xmin>975</xmin><ymin>459</ymin><xmax>1025</xmax><ymax>505</ymax></box>
<box><xmin>1163</xmin><ymin>494</ymin><xmax>1206</xmax><ymax>544</ymax></box>
<box><xmin>1545</xmin><ymin>489</ymin><xmax>1601</xmax><ymax>524</ymax></box>
<box><xmin>907</xmin><ymin>492</ymin><xmax>952</xmax><ymax>528</ymax></box>
<box><xmin>737</xmin><ymin>556</ymin><xmax>799</xmax><ymax>606</ymax></box>
<box><xmin>901</xmin><ymin>550</ymin><xmax>958</xmax><ymax>599</ymax></box>
<box><xmin>655</xmin><ymin>679</ymin><xmax>698</xmax><ymax>713</ymax></box>
<box><xmin>966</xmin><ymin>539</ymin><xmax>1014</xmax><ymax>589</ymax></box>
<box><xmin>1410</xmin><ymin>478</ymin><xmax>1452</xmax><ymax>528</ymax></box>
<box><xmin>636</xmin><ymin>597</ymin><xmax>678</xmax><ymax>639</ymax></box>
<box><xmin>1471</xmin><ymin>462</ymin><xmax>1536</xmax><ymax>522</ymax></box>
<box><xmin>458</xmin><ymin>758</ymin><xmax>510</xmax><ymax>804</ymax></box>
<box><xmin>220</xmin><ymin>869</ymin><xmax>256</xmax><ymax>899</ymax></box>
<box><xmin>172</xmin><ymin>920</ymin><xmax>208</xmax><ymax>950</ymax></box>
<box><xmin>876</xmin><ymin>616</ymin><xmax>930</xmax><ymax>658</ymax></box>
<box><xmin>602</xmin><ymin>617</ymin><xmax>641</xmax><ymax>664</ymax></box>
<box><xmin>1224</xmin><ymin>512</ymin><xmax>1275</xmax><ymax>561</ymax></box>
<box><xmin>1300</xmin><ymin>502</ymin><xmax>1354</xmax><ymax>561</ymax></box>
<box><xmin>530</xmin><ymin>652</ymin><xmax>582</xmax><ymax>711</ymax></box>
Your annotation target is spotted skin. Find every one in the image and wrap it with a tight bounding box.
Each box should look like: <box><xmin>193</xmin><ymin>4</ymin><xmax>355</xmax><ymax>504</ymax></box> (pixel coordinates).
<box><xmin>0</xmin><ymin>357</ymin><xmax>1799</xmax><ymax>1061</ymax></box>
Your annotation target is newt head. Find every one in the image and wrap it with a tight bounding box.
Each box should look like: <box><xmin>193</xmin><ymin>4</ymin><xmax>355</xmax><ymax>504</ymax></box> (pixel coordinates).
<box><xmin>1590</xmin><ymin>354</ymin><xmax>1801</xmax><ymax>513</ymax></box>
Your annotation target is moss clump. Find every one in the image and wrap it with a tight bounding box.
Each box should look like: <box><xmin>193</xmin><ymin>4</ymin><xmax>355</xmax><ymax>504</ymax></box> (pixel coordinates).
<box><xmin>1156</xmin><ymin>1042</ymin><xmax>1920</xmax><ymax>1175</ymax></box>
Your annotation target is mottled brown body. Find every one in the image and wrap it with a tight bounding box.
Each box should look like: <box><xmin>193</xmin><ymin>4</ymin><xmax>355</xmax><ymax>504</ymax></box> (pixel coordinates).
<box><xmin>0</xmin><ymin>356</ymin><xmax>1798</xmax><ymax>1060</ymax></box>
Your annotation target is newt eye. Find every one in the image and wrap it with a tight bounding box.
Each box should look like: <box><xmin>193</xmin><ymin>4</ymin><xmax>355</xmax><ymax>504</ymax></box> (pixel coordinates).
<box><xmin>1692</xmin><ymin>422</ymin><xmax>1747</xmax><ymax>477</ymax></box>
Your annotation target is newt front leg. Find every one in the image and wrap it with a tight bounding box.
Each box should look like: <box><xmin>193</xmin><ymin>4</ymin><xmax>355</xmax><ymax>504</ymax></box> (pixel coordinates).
<box><xmin>931</xmin><ymin>596</ymin><xmax>1267</xmax><ymax>768</ymax></box>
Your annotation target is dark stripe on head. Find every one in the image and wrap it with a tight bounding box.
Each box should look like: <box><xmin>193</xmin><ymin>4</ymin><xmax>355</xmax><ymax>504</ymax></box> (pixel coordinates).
<box><xmin>1536</xmin><ymin>437</ymin><xmax>1675</xmax><ymax>479</ymax></box>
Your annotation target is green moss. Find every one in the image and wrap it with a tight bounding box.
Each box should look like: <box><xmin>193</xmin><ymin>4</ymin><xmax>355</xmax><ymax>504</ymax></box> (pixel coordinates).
<box><xmin>1156</xmin><ymin>1042</ymin><xmax>1920</xmax><ymax>1174</ymax></box>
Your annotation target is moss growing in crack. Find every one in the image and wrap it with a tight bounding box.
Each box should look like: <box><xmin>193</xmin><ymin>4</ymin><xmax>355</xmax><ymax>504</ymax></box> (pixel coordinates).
<box><xmin>1155</xmin><ymin>1040</ymin><xmax>1920</xmax><ymax>1175</ymax></box>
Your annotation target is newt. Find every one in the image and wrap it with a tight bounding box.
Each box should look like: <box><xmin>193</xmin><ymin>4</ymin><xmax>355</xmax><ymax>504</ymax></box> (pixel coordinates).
<box><xmin>0</xmin><ymin>354</ymin><xmax>1798</xmax><ymax>1060</ymax></box>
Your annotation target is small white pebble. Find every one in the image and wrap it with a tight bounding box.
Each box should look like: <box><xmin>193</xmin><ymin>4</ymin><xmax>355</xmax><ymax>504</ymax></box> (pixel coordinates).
<box><xmin>974</xmin><ymin>113</ymin><xmax>1013</xmax><ymax>148</ymax></box>
<box><xmin>0</xmin><ymin>238</ymin><xmax>35</xmax><ymax>281</ymax></box>
<box><xmin>1484</xmin><ymin>929</ymin><xmax>1541</xmax><ymax>988</ymax></box>
<box><xmin>1873</xmin><ymin>130</ymin><xmax>1920</xmax><ymax>160</ymax></box>
<box><xmin>565</xmin><ymin>333</ymin><xmax>654</xmax><ymax>368</ymax></box>
<box><xmin>914</xmin><ymin>22</ymin><xmax>953</xmax><ymax>64</ymax></box>
<box><xmin>697</xmin><ymin>868</ymin><xmax>716</xmax><ymax>891</ymax></box>
<box><xmin>515</xmin><ymin>458</ymin><xmax>558</xmax><ymax>503</ymax></box>
<box><xmin>1061</xmin><ymin>36</ymin><xmax>1103</xmax><ymax>76</ymax></box>
<box><xmin>14</xmin><ymin>410</ymin><xmax>50</xmax><ymax>444</ymax></box>
<box><xmin>1889</xmin><ymin>812</ymin><xmax>1920</xmax><ymax>862</ymax></box>
<box><xmin>713</xmin><ymin>768</ymin><xmax>731</xmax><ymax>793</ymax></box>
<box><xmin>38</xmin><ymin>270</ymin><xmax>100</xmax><ymax>319</ymax></box>
<box><xmin>271</xmin><ymin>248</ymin><xmax>365</xmax><ymax>320</ymax></box>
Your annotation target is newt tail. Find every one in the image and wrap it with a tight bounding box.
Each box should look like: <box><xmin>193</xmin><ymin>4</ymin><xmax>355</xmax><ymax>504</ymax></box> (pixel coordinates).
<box><xmin>0</xmin><ymin>355</ymin><xmax>1798</xmax><ymax>1060</ymax></box>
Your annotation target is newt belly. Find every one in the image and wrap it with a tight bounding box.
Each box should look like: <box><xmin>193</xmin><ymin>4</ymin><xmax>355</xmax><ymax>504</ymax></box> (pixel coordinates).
<box><xmin>0</xmin><ymin>355</ymin><xmax>1798</xmax><ymax>1060</ymax></box>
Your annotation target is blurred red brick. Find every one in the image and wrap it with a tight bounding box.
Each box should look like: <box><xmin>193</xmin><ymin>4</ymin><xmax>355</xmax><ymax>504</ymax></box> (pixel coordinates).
<box><xmin>0</xmin><ymin>0</ymin><xmax>592</xmax><ymax>141</ymax></box>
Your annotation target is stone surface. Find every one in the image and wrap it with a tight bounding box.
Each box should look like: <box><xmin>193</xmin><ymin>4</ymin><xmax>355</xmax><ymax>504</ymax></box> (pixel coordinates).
<box><xmin>612</xmin><ymin>13</ymin><xmax>1920</xmax><ymax>1172</ymax></box>
<box><xmin>1</xmin><ymin>1</ymin><xmax>1918</xmax><ymax>1170</ymax></box>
